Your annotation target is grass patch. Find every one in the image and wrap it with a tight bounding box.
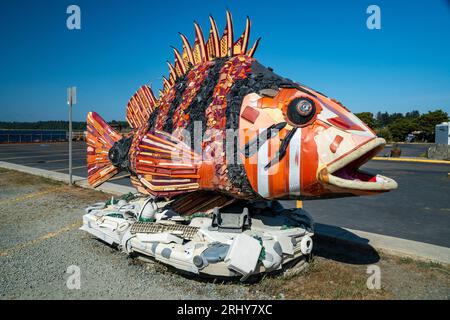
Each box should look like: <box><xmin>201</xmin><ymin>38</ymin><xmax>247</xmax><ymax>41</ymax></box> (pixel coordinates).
<box><xmin>0</xmin><ymin>169</ymin><xmax>62</xmax><ymax>188</ymax></box>
<box><xmin>254</xmin><ymin>257</ymin><xmax>389</xmax><ymax>300</ymax></box>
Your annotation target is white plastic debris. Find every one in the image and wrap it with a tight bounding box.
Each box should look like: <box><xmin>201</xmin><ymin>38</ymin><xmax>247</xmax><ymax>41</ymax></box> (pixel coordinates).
<box><xmin>85</xmin><ymin>202</ymin><xmax>106</xmax><ymax>213</ymax></box>
<box><xmin>261</xmin><ymin>240</ymin><xmax>283</xmax><ymax>271</ymax></box>
<box><xmin>139</xmin><ymin>198</ymin><xmax>158</xmax><ymax>220</ymax></box>
<box><xmin>98</xmin><ymin>216</ymin><xmax>123</xmax><ymax>231</ymax></box>
<box><xmin>198</xmin><ymin>229</ymin><xmax>235</xmax><ymax>244</ymax></box>
<box><xmin>153</xmin><ymin>244</ymin><xmax>199</xmax><ymax>274</ymax></box>
<box><xmin>117</xmin><ymin>221</ymin><xmax>130</xmax><ymax>233</ymax></box>
<box><xmin>277</xmin><ymin>236</ymin><xmax>295</xmax><ymax>255</ymax></box>
<box><xmin>154</xmin><ymin>209</ymin><xmax>179</xmax><ymax>221</ymax></box>
<box><xmin>80</xmin><ymin>214</ymin><xmax>123</xmax><ymax>245</ymax></box>
<box><xmin>81</xmin><ymin>197</ymin><xmax>315</xmax><ymax>280</ymax></box>
<box><xmin>300</xmin><ymin>235</ymin><xmax>313</xmax><ymax>254</ymax></box>
<box><xmin>225</xmin><ymin>233</ymin><xmax>262</xmax><ymax>279</ymax></box>
<box><xmin>136</xmin><ymin>232</ymin><xmax>183</xmax><ymax>244</ymax></box>
<box><xmin>188</xmin><ymin>217</ymin><xmax>212</xmax><ymax>229</ymax></box>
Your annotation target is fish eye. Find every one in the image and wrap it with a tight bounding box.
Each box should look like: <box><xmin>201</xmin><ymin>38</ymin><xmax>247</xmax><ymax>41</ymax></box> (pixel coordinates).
<box><xmin>287</xmin><ymin>98</ymin><xmax>316</xmax><ymax>126</ymax></box>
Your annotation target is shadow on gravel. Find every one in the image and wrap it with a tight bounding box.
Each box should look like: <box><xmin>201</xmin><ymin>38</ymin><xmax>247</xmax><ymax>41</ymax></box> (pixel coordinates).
<box><xmin>313</xmin><ymin>223</ymin><xmax>380</xmax><ymax>265</ymax></box>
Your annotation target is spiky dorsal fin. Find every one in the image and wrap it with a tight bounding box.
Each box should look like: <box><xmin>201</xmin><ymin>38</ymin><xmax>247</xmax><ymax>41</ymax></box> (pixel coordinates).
<box><xmin>206</xmin><ymin>15</ymin><xmax>220</xmax><ymax>60</ymax></box>
<box><xmin>233</xmin><ymin>16</ymin><xmax>251</xmax><ymax>55</ymax></box>
<box><xmin>160</xmin><ymin>11</ymin><xmax>259</xmax><ymax>99</ymax></box>
<box><xmin>172</xmin><ymin>47</ymin><xmax>187</xmax><ymax>75</ymax></box>
<box><xmin>126</xmin><ymin>85</ymin><xmax>157</xmax><ymax>129</ymax></box>
<box><xmin>167</xmin><ymin>61</ymin><xmax>177</xmax><ymax>83</ymax></box>
<box><xmin>247</xmin><ymin>37</ymin><xmax>260</xmax><ymax>58</ymax></box>
<box><xmin>219</xmin><ymin>11</ymin><xmax>234</xmax><ymax>57</ymax></box>
<box><xmin>179</xmin><ymin>33</ymin><xmax>194</xmax><ymax>67</ymax></box>
<box><xmin>193</xmin><ymin>22</ymin><xmax>207</xmax><ymax>63</ymax></box>
<box><xmin>162</xmin><ymin>76</ymin><xmax>171</xmax><ymax>94</ymax></box>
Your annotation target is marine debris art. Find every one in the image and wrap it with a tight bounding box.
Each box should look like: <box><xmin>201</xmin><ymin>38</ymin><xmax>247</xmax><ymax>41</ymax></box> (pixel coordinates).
<box><xmin>82</xmin><ymin>11</ymin><xmax>397</xmax><ymax>280</ymax></box>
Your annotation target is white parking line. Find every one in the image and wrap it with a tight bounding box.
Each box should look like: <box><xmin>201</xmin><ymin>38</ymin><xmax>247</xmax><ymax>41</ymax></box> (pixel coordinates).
<box><xmin>53</xmin><ymin>165</ymin><xmax>87</xmax><ymax>172</ymax></box>
<box><xmin>22</xmin><ymin>157</ymin><xmax>85</xmax><ymax>165</ymax></box>
<box><xmin>0</xmin><ymin>153</ymin><xmax>71</xmax><ymax>160</ymax></box>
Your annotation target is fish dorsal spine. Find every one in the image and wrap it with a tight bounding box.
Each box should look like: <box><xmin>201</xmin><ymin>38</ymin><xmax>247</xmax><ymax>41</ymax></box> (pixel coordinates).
<box><xmin>165</xmin><ymin>11</ymin><xmax>260</xmax><ymax>99</ymax></box>
<box><xmin>125</xmin><ymin>11</ymin><xmax>260</xmax><ymax>132</ymax></box>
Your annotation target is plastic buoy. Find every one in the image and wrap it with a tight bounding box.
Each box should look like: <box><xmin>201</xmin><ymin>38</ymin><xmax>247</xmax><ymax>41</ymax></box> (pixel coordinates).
<box><xmin>300</xmin><ymin>235</ymin><xmax>313</xmax><ymax>255</ymax></box>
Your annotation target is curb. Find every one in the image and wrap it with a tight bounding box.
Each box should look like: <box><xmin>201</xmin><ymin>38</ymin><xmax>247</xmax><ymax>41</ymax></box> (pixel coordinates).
<box><xmin>372</xmin><ymin>157</ymin><xmax>450</xmax><ymax>164</ymax></box>
<box><xmin>1</xmin><ymin>161</ymin><xmax>449</xmax><ymax>265</ymax></box>
<box><xmin>0</xmin><ymin>161</ymin><xmax>135</xmax><ymax>196</ymax></box>
<box><xmin>315</xmin><ymin>224</ymin><xmax>450</xmax><ymax>265</ymax></box>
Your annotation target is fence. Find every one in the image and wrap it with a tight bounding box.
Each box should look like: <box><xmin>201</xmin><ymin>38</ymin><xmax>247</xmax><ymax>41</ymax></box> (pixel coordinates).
<box><xmin>0</xmin><ymin>130</ymin><xmax>86</xmax><ymax>143</ymax></box>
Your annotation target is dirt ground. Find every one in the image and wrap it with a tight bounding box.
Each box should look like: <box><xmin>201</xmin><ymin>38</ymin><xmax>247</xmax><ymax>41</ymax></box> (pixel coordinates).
<box><xmin>0</xmin><ymin>168</ymin><xmax>449</xmax><ymax>300</ymax></box>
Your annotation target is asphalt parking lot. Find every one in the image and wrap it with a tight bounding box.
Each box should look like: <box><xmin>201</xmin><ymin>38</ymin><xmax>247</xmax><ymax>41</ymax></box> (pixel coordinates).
<box><xmin>0</xmin><ymin>142</ymin><xmax>449</xmax><ymax>248</ymax></box>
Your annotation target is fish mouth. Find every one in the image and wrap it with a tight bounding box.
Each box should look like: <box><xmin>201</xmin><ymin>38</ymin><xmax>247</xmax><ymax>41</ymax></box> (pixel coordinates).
<box><xmin>319</xmin><ymin>138</ymin><xmax>398</xmax><ymax>192</ymax></box>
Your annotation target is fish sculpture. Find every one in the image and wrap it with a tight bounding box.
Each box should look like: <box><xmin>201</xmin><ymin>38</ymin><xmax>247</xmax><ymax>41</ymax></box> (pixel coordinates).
<box><xmin>86</xmin><ymin>11</ymin><xmax>397</xmax><ymax>214</ymax></box>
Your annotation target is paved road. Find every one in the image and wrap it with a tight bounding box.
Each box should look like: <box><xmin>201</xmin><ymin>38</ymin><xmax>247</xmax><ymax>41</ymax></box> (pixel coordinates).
<box><xmin>382</xmin><ymin>143</ymin><xmax>432</xmax><ymax>157</ymax></box>
<box><xmin>1</xmin><ymin>142</ymin><xmax>449</xmax><ymax>247</ymax></box>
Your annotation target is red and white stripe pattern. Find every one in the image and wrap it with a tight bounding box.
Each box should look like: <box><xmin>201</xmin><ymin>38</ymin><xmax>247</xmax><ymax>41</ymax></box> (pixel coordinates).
<box><xmin>245</xmin><ymin>127</ymin><xmax>302</xmax><ymax>199</ymax></box>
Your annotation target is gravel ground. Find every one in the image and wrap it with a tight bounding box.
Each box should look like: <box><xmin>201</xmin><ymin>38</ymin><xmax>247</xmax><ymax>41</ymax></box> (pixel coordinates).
<box><xmin>1</xmin><ymin>168</ymin><xmax>449</xmax><ymax>300</ymax></box>
<box><xmin>0</xmin><ymin>168</ymin><xmax>256</xmax><ymax>300</ymax></box>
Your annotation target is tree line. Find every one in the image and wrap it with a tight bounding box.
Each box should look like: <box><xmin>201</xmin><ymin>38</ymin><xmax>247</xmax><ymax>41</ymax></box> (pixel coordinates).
<box><xmin>0</xmin><ymin>120</ymin><xmax>130</xmax><ymax>132</ymax></box>
<box><xmin>355</xmin><ymin>109</ymin><xmax>448</xmax><ymax>142</ymax></box>
<box><xmin>1</xmin><ymin>109</ymin><xmax>448</xmax><ymax>142</ymax></box>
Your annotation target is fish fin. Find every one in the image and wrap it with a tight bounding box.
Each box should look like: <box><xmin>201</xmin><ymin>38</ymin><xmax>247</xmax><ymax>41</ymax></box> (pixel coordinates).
<box><xmin>247</xmin><ymin>37</ymin><xmax>261</xmax><ymax>58</ymax></box>
<box><xmin>206</xmin><ymin>15</ymin><xmax>220</xmax><ymax>60</ymax></box>
<box><xmin>86</xmin><ymin>112</ymin><xmax>122</xmax><ymax>187</ymax></box>
<box><xmin>193</xmin><ymin>21</ymin><xmax>207</xmax><ymax>64</ymax></box>
<box><xmin>159</xmin><ymin>12</ymin><xmax>258</xmax><ymax>98</ymax></box>
<box><xmin>130</xmin><ymin>175</ymin><xmax>149</xmax><ymax>195</ymax></box>
<box><xmin>233</xmin><ymin>16</ymin><xmax>251</xmax><ymax>55</ymax></box>
<box><xmin>169</xmin><ymin>191</ymin><xmax>236</xmax><ymax>216</ymax></box>
<box><xmin>154</xmin><ymin>12</ymin><xmax>259</xmax><ymax>124</ymax></box>
<box><xmin>219</xmin><ymin>10</ymin><xmax>234</xmax><ymax>57</ymax></box>
<box><xmin>126</xmin><ymin>85</ymin><xmax>157</xmax><ymax>129</ymax></box>
<box><xmin>135</xmin><ymin>130</ymin><xmax>203</xmax><ymax>198</ymax></box>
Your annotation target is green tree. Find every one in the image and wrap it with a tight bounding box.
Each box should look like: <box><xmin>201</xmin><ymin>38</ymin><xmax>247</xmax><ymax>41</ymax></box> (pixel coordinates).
<box><xmin>376</xmin><ymin>111</ymin><xmax>390</xmax><ymax>127</ymax></box>
<box><xmin>355</xmin><ymin>112</ymin><xmax>376</xmax><ymax>129</ymax></box>
<box><xmin>417</xmin><ymin>110</ymin><xmax>449</xmax><ymax>135</ymax></box>
<box><xmin>388</xmin><ymin>118</ymin><xmax>418</xmax><ymax>141</ymax></box>
<box><xmin>375</xmin><ymin>127</ymin><xmax>393</xmax><ymax>142</ymax></box>
<box><xmin>405</xmin><ymin>110</ymin><xmax>420</xmax><ymax>119</ymax></box>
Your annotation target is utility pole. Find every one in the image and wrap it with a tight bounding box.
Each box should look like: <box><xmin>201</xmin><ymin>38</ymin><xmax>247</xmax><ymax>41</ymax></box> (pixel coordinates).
<box><xmin>67</xmin><ymin>87</ymin><xmax>76</xmax><ymax>185</ymax></box>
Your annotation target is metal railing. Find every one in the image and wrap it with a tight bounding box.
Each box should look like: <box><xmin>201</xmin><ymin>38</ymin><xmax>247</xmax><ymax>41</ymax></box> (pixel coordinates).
<box><xmin>0</xmin><ymin>133</ymin><xmax>67</xmax><ymax>143</ymax></box>
<box><xmin>0</xmin><ymin>130</ymin><xmax>86</xmax><ymax>143</ymax></box>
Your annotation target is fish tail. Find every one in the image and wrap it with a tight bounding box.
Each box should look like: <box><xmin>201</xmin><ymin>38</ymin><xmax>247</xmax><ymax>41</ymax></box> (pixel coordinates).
<box><xmin>86</xmin><ymin>112</ymin><xmax>123</xmax><ymax>187</ymax></box>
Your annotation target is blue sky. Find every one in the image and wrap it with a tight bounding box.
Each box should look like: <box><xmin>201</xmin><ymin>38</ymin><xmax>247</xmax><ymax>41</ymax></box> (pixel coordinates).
<box><xmin>0</xmin><ymin>0</ymin><xmax>449</xmax><ymax>122</ymax></box>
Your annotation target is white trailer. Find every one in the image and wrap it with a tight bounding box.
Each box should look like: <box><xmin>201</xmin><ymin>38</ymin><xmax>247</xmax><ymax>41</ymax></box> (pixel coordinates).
<box><xmin>435</xmin><ymin>122</ymin><xmax>450</xmax><ymax>145</ymax></box>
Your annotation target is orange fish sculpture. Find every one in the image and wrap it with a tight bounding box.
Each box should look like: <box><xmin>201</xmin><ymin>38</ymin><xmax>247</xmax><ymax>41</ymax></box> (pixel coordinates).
<box><xmin>86</xmin><ymin>12</ymin><xmax>397</xmax><ymax>214</ymax></box>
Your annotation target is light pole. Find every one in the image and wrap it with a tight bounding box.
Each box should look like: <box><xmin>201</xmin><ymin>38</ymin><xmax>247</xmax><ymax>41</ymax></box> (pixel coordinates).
<box><xmin>67</xmin><ymin>87</ymin><xmax>76</xmax><ymax>185</ymax></box>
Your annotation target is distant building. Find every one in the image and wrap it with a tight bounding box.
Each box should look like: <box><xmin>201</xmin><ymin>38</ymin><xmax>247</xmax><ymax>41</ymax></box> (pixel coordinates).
<box><xmin>435</xmin><ymin>122</ymin><xmax>450</xmax><ymax>145</ymax></box>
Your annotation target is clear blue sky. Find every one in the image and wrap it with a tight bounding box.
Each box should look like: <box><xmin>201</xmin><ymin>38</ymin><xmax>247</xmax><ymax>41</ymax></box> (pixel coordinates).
<box><xmin>1</xmin><ymin>0</ymin><xmax>449</xmax><ymax>122</ymax></box>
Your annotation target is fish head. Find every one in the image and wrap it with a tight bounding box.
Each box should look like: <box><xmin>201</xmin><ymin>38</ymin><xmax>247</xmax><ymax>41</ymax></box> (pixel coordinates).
<box><xmin>239</xmin><ymin>85</ymin><xmax>397</xmax><ymax>199</ymax></box>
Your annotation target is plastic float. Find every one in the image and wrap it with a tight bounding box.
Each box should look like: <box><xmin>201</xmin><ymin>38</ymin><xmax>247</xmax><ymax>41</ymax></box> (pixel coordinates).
<box><xmin>81</xmin><ymin>194</ymin><xmax>314</xmax><ymax>281</ymax></box>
